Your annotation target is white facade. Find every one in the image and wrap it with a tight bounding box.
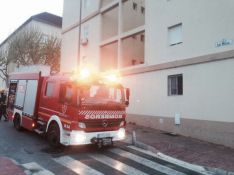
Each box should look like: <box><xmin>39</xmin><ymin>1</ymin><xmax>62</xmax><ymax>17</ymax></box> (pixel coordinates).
<box><xmin>61</xmin><ymin>0</ymin><xmax>234</xmax><ymax>148</ymax></box>
<box><xmin>146</xmin><ymin>0</ymin><xmax>234</xmax><ymax>64</ymax></box>
<box><xmin>0</xmin><ymin>12</ymin><xmax>62</xmax><ymax>88</ymax></box>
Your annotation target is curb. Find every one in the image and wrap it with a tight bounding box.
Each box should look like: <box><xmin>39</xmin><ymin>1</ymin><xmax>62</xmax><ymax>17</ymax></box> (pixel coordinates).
<box><xmin>132</xmin><ymin>140</ymin><xmax>212</xmax><ymax>175</ymax></box>
<box><xmin>125</xmin><ymin>130</ymin><xmax>234</xmax><ymax>175</ymax></box>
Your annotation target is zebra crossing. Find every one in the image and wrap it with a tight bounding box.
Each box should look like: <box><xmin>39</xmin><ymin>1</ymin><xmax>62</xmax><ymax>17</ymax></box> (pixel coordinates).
<box><xmin>109</xmin><ymin>148</ymin><xmax>185</xmax><ymax>175</ymax></box>
<box><xmin>24</xmin><ymin>146</ymin><xmax>212</xmax><ymax>175</ymax></box>
<box><xmin>53</xmin><ymin>156</ymin><xmax>104</xmax><ymax>175</ymax></box>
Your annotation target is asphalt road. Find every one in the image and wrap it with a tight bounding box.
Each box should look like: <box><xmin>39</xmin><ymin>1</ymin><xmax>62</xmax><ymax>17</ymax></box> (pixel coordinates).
<box><xmin>0</xmin><ymin>121</ymin><xmax>209</xmax><ymax>175</ymax></box>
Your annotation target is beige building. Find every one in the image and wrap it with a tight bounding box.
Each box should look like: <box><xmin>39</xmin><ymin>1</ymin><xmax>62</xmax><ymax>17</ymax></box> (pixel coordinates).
<box><xmin>0</xmin><ymin>12</ymin><xmax>62</xmax><ymax>88</ymax></box>
<box><xmin>61</xmin><ymin>0</ymin><xmax>234</xmax><ymax>148</ymax></box>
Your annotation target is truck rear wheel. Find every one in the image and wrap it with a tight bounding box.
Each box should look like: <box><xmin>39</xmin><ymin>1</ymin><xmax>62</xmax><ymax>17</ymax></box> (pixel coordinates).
<box><xmin>47</xmin><ymin>123</ymin><xmax>61</xmax><ymax>148</ymax></box>
<box><xmin>13</xmin><ymin>114</ymin><xmax>22</xmax><ymax>131</ymax></box>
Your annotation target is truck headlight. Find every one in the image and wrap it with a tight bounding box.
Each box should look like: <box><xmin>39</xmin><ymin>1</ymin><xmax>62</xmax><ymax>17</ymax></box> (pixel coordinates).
<box><xmin>74</xmin><ymin>131</ymin><xmax>86</xmax><ymax>144</ymax></box>
<box><xmin>117</xmin><ymin>128</ymin><xmax>125</xmax><ymax>139</ymax></box>
<box><xmin>78</xmin><ymin>122</ymin><xmax>86</xmax><ymax>129</ymax></box>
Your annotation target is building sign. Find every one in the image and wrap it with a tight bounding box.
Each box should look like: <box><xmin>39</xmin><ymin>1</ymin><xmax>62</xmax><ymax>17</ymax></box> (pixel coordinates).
<box><xmin>216</xmin><ymin>39</ymin><xmax>233</xmax><ymax>47</ymax></box>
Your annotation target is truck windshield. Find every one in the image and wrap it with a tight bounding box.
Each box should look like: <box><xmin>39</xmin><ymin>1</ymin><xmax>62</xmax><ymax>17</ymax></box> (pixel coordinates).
<box><xmin>79</xmin><ymin>85</ymin><xmax>123</xmax><ymax>105</ymax></box>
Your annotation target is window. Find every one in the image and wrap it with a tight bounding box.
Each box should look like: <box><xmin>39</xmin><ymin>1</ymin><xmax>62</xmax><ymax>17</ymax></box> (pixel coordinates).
<box><xmin>81</xmin><ymin>85</ymin><xmax>123</xmax><ymax>104</ymax></box>
<box><xmin>45</xmin><ymin>82</ymin><xmax>54</xmax><ymax>97</ymax></box>
<box><xmin>41</xmin><ymin>34</ymin><xmax>48</xmax><ymax>43</ymax></box>
<box><xmin>8</xmin><ymin>82</ymin><xmax>17</xmax><ymax>110</ymax></box>
<box><xmin>133</xmin><ymin>2</ymin><xmax>137</xmax><ymax>10</ymax></box>
<box><xmin>168</xmin><ymin>74</ymin><xmax>183</xmax><ymax>96</ymax></box>
<box><xmin>59</xmin><ymin>84</ymin><xmax>73</xmax><ymax>103</ymax></box>
<box><xmin>168</xmin><ymin>23</ymin><xmax>182</xmax><ymax>46</ymax></box>
<box><xmin>141</xmin><ymin>6</ymin><xmax>145</xmax><ymax>14</ymax></box>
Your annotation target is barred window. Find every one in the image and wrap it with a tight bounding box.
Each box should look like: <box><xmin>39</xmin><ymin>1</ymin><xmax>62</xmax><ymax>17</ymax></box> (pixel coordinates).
<box><xmin>168</xmin><ymin>74</ymin><xmax>183</xmax><ymax>96</ymax></box>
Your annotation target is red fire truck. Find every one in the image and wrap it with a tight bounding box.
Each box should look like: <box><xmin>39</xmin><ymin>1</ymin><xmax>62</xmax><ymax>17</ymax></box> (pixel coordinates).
<box><xmin>7</xmin><ymin>69</ymin><xmax>129</xmax><ymax>148</ymax></box>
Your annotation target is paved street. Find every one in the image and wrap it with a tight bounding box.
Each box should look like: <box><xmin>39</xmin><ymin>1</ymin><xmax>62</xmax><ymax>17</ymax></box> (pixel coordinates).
<box><xmin>0</xmin><ymin>121</ymin><xmax>212</xmax><ymax>175</ymax></box>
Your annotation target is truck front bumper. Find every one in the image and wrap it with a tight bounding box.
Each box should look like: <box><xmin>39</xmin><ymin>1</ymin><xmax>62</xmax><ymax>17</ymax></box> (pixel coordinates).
<box><xmin>65</xmin><ymin>128</ymin><xmax>125</xmax><ymax>146</ymax></box>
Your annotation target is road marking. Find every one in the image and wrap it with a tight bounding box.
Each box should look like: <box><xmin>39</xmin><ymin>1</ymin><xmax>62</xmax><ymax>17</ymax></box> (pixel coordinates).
<box><xmin>22</xmin><ymin>162</ymin><xmax>54</xmax><ymax>175</ymax></box>
<box><xmin>53</xmin><ymin>156</ymin><xmax>104</xmax><ymax>175</ymax></box>
<box><xmin>128</xmin><ymin>146</ymin><xmax>210</xmax><ymax>175</ymax></box>
<box><xmin>110</xmin><ymin>148</ymin><xmax>186</xmax><ymax>175</ymax></box>
<box><xmin>89</xmin><ymin>153</ymin><xmax>148</xmax><ymax>175</ymax></box>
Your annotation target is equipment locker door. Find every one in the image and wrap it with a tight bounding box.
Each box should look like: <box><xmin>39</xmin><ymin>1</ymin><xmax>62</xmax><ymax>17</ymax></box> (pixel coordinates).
<box><xmin>23</xmin><ymin>80</ymin><xmax>38</xmax><ymax>117</ymax></box>
<box><xmin>15</xmin><ymin>80</ymin><xmax>27</xmax><ymax>110</ymax></box>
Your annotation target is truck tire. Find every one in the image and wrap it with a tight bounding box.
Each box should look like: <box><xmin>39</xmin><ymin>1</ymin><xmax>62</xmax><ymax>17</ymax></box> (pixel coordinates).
<box><xmin>47</xmin><ymin>123</ymin><xmax>61</xmax><ymax>148</ymax></box>
<box><xmin>13</xmin><ymin>114</ymin><xmax>22</xmax><ymax>131</ymax></box>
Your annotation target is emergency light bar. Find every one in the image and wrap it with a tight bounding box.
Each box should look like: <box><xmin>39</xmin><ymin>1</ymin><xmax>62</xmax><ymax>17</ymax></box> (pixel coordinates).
<box><xmin>71</xmin><ymin>68</ymin><xmax>121</xmax><ymax>84</ymax></box>
<box><xmin>103</xmin><ymin>72</ymin><xmax>121</xmax><ymax>84</ymax></box>
<box><xmin>80</xmin><ymin>67</ymin><xmax>91</xmax><ymax>80</ymax></box>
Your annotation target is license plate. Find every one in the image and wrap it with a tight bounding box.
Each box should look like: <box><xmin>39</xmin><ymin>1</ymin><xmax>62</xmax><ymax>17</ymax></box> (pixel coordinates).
<box><xmin>97</xmin><ymin>133</ymin><xmax>110</xmax><ymax>138</ymax></box>
<box><xmin>102</xmin><ymin>138</ymin><xmax>112</xmax><ymax>146</ymax></box>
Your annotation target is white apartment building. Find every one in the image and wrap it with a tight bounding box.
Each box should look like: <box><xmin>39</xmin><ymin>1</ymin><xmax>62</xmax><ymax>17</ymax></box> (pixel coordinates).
<box><xmin>0</xmin><ymin>12</ymin><xmax>62</xmax><ymax>88</ymax></box>
<box><xmin>61</xmin><ymin>0</ymin><xmax>234</xmax><ymax>148</ymax></box>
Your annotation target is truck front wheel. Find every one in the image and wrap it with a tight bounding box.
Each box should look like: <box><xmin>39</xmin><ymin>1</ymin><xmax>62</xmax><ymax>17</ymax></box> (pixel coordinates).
<box><xmin>47</xmin><ymin>123</ymin><xmax>61</xmax><ymax>148</ymax></box>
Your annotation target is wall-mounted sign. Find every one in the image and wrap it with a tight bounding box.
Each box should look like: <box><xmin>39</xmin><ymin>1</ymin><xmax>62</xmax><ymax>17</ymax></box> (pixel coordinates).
<box><xmin>216</xmin><ymin>39</ymin><xmax>233</xmax><ymax>47</ymax></box>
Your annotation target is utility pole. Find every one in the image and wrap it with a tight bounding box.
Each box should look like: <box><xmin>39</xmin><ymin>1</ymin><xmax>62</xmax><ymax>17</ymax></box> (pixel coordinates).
<box><xmin>77</xmin><ymin>0</ymin><xmax>82</xmax><ymax>69</ymax></box>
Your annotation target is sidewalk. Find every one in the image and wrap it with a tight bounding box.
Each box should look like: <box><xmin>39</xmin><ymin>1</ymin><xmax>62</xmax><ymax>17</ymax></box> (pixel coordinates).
<box><xmin>125</xmin><ymin>123</ymin><xmax>234</xmax><ymax>173</ymax></box>
<box><xmin>0</xmin><ymin>157</ymin><xmax>26</xmax><ymax>175</ymax></box>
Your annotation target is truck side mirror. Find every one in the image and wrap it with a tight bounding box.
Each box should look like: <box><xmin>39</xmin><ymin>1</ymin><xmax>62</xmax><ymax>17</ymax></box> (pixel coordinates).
<box><xmin>125</xmin><ymin>88</ymin><xmax>130</xmax><ymax>106</ymax></box>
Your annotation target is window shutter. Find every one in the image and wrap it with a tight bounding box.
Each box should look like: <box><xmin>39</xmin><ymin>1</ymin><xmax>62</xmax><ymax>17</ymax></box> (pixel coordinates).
<box><xmin>168</xmin><ymin>24</ymin><xmax>182</xmax><ymax>45</ymax></box>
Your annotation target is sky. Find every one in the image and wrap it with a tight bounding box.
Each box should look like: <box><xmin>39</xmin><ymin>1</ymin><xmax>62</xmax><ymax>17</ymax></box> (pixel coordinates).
<box><xmin>0</xmin><ymin>0</ymin><xmax>64</xmax><ymax>43</ymax></box>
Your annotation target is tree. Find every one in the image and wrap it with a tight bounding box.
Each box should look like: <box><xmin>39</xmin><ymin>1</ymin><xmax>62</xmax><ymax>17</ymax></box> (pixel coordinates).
<box><xmin>7</xmin><ymin>28</ymin><xmax>43</xmax><ymax>65</ymax></box>
<box><xmin>41</xmin><ymin>36</ymin><xmax>61</xmax><ymax>73</ymax></box>
<box><xmin>0</xmin><ymin>28</ymin><xmax>61</xmax><ymax>87</ymax></box>
<box><xmin>0</xmin><ymin>48</ymin><xmax>13</xmax><ymax>86</ymax></box>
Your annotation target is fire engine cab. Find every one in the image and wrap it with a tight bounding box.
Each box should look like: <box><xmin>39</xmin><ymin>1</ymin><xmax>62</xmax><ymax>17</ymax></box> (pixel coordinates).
<box><xmin>7</xmin><ymin>69</ymin><xmax>130</xmax><ymax>147</ymax></box>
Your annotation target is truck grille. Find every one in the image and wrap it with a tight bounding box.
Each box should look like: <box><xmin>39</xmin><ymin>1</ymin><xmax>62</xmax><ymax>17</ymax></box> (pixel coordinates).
<box><xmin>84</xmin><ymin>120</ymin><xmax>122</xmax><ymax>128</ymax></box>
